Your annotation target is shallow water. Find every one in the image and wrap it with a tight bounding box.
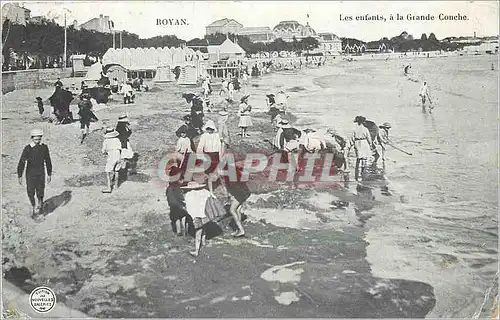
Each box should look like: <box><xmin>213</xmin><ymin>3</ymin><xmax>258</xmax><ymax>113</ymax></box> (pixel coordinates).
<box><xmin>250</xmin><ymin>55</ymin><xmax>498</xmax><ymax>318</ymax></box>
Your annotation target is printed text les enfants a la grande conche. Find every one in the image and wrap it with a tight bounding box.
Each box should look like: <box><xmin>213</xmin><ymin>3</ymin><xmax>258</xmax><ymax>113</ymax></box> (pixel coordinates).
<box><xmin>340</xmin><ymin>13</ymin><xmax>469</xmax><ymax>22</ymax></box>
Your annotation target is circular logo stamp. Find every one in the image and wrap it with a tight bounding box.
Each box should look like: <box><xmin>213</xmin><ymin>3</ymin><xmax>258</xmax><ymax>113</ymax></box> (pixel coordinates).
<box><xmin>29</xmin><ymin>286</ymin><xmax>56</xmax><ymax>313</ymax></box>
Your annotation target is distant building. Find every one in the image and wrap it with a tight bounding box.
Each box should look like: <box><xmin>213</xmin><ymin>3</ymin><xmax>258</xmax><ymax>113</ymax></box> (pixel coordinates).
<box><xmin>273</xmin><ymin>20</ymin><xmax>319</xmax><ymax>42</ymax></box>
<box><xmin>206</xmin><ymin>18</ymin><xmax>243</xmax><ymax>36</ymax></box>
<box><xmin>2</xmin><ymin>2</ymin><xmax>31</xmax><ymax>25</ymax></box>
<box><xmin>238</xmin><ymin>27</ymin><xmax>275</xmax><ymax>43</ymax></box>
<box><xmin>317</xmin><ymin>33</ymin><xmax>342</xmax><ymax>55</ymax></box>
<box><xmin>344</xmin><ymin>42</ymin><xmax>366</xmax><ymax>54</ymax></box>
<box><xmin>365</xmin><ymin>40</ymin><xmax>392</xmax><ymax>53</ymax></box>
<box><xmin>79</xmin><ymin>14</ymin><xmax>114</xmax><ymax>33</ymax></box>
<box><xmin>30</xmin><ymin>15</ymin><xmax>58</xmax><ymax>25</ymax></box>
<box><xmin>463</xmin><ymin>40</ymin><xmax>499</xmax><ymax>54</ymax></box>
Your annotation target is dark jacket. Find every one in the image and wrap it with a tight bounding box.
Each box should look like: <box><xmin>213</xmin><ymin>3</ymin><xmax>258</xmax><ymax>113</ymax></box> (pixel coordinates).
<box><xmin>77</xmin><ymin>99</ymin><xmax>93</xmax><ymax>119</ymax></box>
<box><xmin>116</xmin><ymin>123</ymin><xmax>132</xmax><ymax>149</ymax></box>
<box><xmin>166</xmin><ymin>186</ymin><xmax>188</xmax><ymax>220</ymax></box>
<box><xmin>280</xmin><ymin>128</ymin><xmax>302</xmax><ymax>148</ymax></box>
<box><xmin>17</xmin><ymin>143</ymin><xmax>52</xmax><ymax>178</ymax></box>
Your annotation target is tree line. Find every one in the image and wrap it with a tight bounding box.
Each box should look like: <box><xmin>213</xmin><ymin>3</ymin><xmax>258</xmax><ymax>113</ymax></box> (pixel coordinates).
<box><xmin>2</xmin><ymin>20</ymin><xmax>470</xmax><ymax>70</ymax></box>
<box><xmin>343</xmin><ymin>31</ymin><xmax>468</xmax><ymax>52</ymax></box>
<box><xmin>2</xmin><ymin>19</ymin><xmax>321</xmax><ymax>68</ymax></box>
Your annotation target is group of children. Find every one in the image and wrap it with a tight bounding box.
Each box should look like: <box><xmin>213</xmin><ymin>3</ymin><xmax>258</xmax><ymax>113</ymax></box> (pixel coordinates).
<box><xmin>169</xmin><ymin>111</ymin><xmax>251</xmax><ymax>257</ymax></box>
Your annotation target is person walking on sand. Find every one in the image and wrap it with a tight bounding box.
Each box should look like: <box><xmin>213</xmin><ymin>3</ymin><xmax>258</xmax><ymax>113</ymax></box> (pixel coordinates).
<box><xmin>219</xmin><ymin>79</ymin><xmax>228</xmax><ymax>96</ymax></box>
<box><xmin>202</xmin><ymin>76</ymin><xmax>210</xmax><ymax>99</ymax></box>
<box><xmin>238</xmin><ymin>95</ymin><xmax>252</xmax><ymax>137</ymax></box>
<box><xmin>101</xmin><ymin>128</ymin><xmax>122</xmax><ymax>193</ymax></box>
<box><xmin>202</xmin><ymin>76</ymin><xmax>212</xmax><ymax>112</ymax></box>
<box><xmin>78</xmin><ymin>93</ymin><xmax>94</xmax><ymax>144</ymax></box>
<box><xmin>116</xmin><ymin>115</ymin><xmax>135</xmax><ymax>175</ymax></box>
<box><xmin>218</xmin><ymin>110</ymin><xmax>231</xmax><ymax>157</ymax></box>
<box><xmin>227</xmin><ymin>79</ymin><xmax>235</xmax><ymax>102</ymax></box>
<box><xmin>35</xmin><ymin>97</ymin><xmax>44</xmax><ymax>116</ymax></box>
<box><xmin>349</xmin><ymin>116</ymin><xmax>374</xmax><ymax>182</ymax></box>
<box><xmin>182</xmin><ymin>181</ymin><xmax>212</xmax><ymax>257</ymax></box>
<box><xmin>17</xmin><ymin>129</ymin><xmax>52</xmax><ymax>217</ymax></box>
<box><xmin>121</xmin><ymin>81</ymin><xmax>133</xmax><ymax>104</ymax></box>
<box><xmin>419</xmin><ymin>81</ymin><xmax>432</xmax><ymax>109</ymax></box>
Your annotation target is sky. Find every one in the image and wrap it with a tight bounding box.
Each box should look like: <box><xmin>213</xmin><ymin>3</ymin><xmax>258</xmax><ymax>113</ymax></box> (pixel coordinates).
<box><xmin>12</xmin><ymin>1</ymin><xmax>500</xmax><ymax>41</ymax></box>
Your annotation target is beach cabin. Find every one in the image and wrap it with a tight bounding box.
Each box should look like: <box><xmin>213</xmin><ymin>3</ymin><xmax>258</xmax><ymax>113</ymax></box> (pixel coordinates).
<box><xmin>177</xmin><ymin>65</ymin><xmax>198</xmax><ymax>85</ymax></box>
<box><xmin>70</xmin><ymin>54</ymin><xmax>87</xmax><ymax>77</ymax></box>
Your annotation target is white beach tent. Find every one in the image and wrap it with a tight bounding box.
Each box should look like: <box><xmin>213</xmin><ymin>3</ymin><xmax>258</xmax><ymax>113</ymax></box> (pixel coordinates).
<box><xmin>218</xmin><ymin>38</ymin><xmax>245</xmax><ymax>55</ymax></box>
<box><xmin>207</xmin><ymin>38</ymin><xmax>245</xmax><ymax>61</ymax></box>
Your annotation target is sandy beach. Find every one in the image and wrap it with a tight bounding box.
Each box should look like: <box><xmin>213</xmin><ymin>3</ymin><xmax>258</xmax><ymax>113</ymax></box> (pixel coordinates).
<box><xmin>2</xmin><ymin>54</ymin><xmax>498</xmax><ymax>318</ymax></box>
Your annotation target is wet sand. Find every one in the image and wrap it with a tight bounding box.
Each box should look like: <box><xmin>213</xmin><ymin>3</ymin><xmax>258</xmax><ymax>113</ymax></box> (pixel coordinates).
<box><xmin>2</xmin><ymin>55</ymin><xmax>496</xmax><ymax>317</ymax></box>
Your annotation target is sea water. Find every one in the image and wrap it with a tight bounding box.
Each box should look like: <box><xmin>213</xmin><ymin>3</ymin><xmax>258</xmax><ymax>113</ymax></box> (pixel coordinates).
<box><xmin>252</xmin><ymin>55</ymin><xmax>498</xmax><ymax>318</ymax></box>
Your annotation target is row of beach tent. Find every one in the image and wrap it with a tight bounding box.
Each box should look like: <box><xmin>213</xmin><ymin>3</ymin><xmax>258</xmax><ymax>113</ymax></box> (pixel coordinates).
<box><xmin>102</xmin><ymin>47</ymin><xmax>206</xmax><ymax>70</ymax></box>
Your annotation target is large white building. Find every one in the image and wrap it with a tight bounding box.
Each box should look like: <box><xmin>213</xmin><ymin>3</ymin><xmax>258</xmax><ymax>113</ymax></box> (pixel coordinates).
<box><xmin>206</xmin><ymin>18</ymin><xmax>243</xmax><ymax>36</ymax></box>
<box><xmin>272</xmin><ymin>20</ymin><xmax>319</xmax><ymax>42</ymax></box>
<box><xmin>317</xmin><ymin>33</ymin><xmax>342</xmax><ymax>55</ymax></box>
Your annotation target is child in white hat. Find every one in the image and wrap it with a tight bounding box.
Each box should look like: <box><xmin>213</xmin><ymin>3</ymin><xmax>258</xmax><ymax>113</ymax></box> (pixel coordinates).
<box><xmin>102</xmin><ymin>128</ymin><xmax>122</xmax><ymax>193</ymax></box>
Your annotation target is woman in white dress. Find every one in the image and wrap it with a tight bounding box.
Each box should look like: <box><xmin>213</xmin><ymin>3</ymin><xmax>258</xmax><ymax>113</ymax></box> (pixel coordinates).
<box><xmin>349</xmin><ymin>116</ymin><xmax>374</xmax><ymax>182</ymax></box>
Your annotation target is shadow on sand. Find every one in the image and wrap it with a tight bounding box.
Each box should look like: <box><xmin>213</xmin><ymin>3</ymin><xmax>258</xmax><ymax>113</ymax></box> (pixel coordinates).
<box><xmin>42</xmin><ymin>190</ymin><xmax>72</xmax><ymax>216</ymax></box>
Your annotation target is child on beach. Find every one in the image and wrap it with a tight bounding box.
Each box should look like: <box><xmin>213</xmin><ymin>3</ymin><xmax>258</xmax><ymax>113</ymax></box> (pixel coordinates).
<box><xmin>78</xmin><ymin>93</ymin><xmax>93</xmax><ymax>144</ymax></box>
<box><xmin>419</xmin><ymin>81</ymin><xmax>432</xmax><ymax>110</ymax></box>
<box><xmin>102</xmin><ymin>128</ymin><xmax>122</xmax><ymax>193</ymax></box>
<box><xmin>227</xmin><ymin>80</ymin><xmax>235</xmax><ymax>101</ymax></box>
<box><xmin>219</xmin><ymin>79</ymin><xmax>228</xmax><ymax>96</ymax></box>
<box><xmin>17</xmin><ymin>129</ymin><xmax>52</xmax><ymax>217</ymax></box>
<box><xmin>182</xmin><ymin>181</ymin><xmax>212</xmax><ymax>257</ymax></box>
<box><xmin>238</xmin><ymin>95</ymin><xmax>252</xmax><ymax>137</ymax></box>
<box><xmin>35</xmin><ymin>97</ymin><xmax>44</xmax><ymax>116</ymax></box>
<box><xmin>166</xmin><ymin>166</ymin><xmax>191</xmax><ymax>236</ymax></box>
<box><xmin>175</xmin><ymin>127</ymin><xmax>193</xmax><ymax>174</ymax></box>
<box><xmin>218</xmin><ymin>110</ymin><xmax>231</xmax><ymax>157</ymax></box>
